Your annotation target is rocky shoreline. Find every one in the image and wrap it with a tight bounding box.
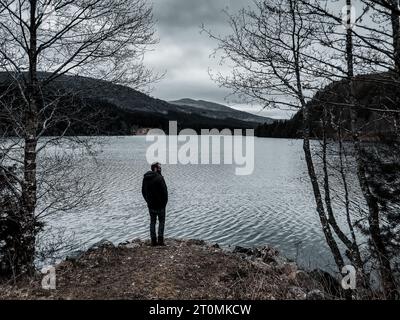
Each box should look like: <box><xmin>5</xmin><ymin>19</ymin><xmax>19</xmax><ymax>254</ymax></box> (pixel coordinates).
<box><xmin>0</xmin><ymin>238</ymin><xmax>342</xmax><ymax>300</ymax></box>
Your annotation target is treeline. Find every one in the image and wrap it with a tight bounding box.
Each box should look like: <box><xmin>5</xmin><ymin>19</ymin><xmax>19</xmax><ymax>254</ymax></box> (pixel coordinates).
<box><xmin>0</xmin><ymin>83</ymin><xmax>256</xmax><ymax>137</ymax></box>
<box><xmin>255</xmin><ymin>112</ymin><xmax>303</xmax><ymax>139</ymax></box>
<box><xmin>256</xmin><ymin>73</ymin><xmax>400</xmax><ymax>141</ymax></box>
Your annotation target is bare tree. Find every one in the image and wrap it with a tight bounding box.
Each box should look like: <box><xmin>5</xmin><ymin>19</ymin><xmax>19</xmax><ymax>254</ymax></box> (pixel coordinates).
<box><xmin>297</xmin><ymin>0</ymin><xmax>399</xmax><ymax>298</ymax></box>
<box><xmin>205</xmin><ymin>0</ymin><xmax>400</xmax><ymax>298</ymax></box>
<box><xmin>0</xmin><ymin>0</ymin><xmax>156</xmax><ymax>276</ymax></box>
<box><xmin>203</xmin><ymin>0</ymin><xmax>350</xmax><ymax>277</ymax></box>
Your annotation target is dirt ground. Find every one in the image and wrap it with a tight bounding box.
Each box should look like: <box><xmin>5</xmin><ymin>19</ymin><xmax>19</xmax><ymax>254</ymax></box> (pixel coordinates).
<box><xmin>0</xmin><ymin>239</ymin><xmax>324</xmax><ymax>300</ymax></box>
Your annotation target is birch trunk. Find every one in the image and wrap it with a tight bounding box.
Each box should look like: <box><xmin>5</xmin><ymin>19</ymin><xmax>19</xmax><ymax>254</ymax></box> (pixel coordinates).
<box><xmin>20</xmin><ymin>0</ymin><xmax>39</xmax><ymax>274</ymax></box>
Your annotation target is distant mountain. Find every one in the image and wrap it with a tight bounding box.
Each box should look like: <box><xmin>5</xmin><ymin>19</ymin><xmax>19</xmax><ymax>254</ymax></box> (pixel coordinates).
<box><xmin>0</xmin><ymin>73</ymin><xmax>273</xmax><ymax>135</ymax></box>
<box><xmin>169</xmin><ymin>98</ymin><xmax>273</xmax><ymax>124</ymax></box>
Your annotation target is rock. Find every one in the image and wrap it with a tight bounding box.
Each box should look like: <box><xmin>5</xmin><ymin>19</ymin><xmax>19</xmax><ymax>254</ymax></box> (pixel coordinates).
<box><xmin>274</xmin><ymin>255</ymin><xmax>288</xmax><ymax>266</ymax></box>
<box><xmin>233</xmin><ymin>245</ymin><xmax>291</xmax><ymax>271</ymax></box>
<box><xmin>211</xmin><ymin>243</ymin><xmax>220</xmax><ymax>249</ymax></box>
<box><xmin>288</xmin><ymin>286</ymin><xmax>307</xmax><ymax>299</ymax></box>
<box><xmin>306</xmin><ymin>289</ymin><xmax>325</xmax><ymax>300</ymax></box>
<box><xmin>282</xmin><ymin>263</ymin><xmax>298</xmax><ymax>280</ymax></box>
<box><xmin>250</xmin><ymin>260</ymin><xmax>273</xmax><ymax>272</ymax></box>
<box><xmin>118</xmin><ymin>242</ymin><xmax>130</xmax><ymax>248</ymax></box>
<box><xmin>89</xmin><ymin>239</ymin><xmax>115</xmax><ymax>251</ymax></box>
<box><xmin>187</xmin><ymin>239</ymin><xmax>206</xmax><ymax>246</ymax></box>
<box><xmin>129</xmin><ymin>238</ymin><xmax>143</xmax><ymax>244</ymax></box>
<box><xmin>295</xmin><ymin>270</ymin><xmax>311</xmax><ymax>283</ymax></box>
<box><xmin>233</xmin><ymin>246</ymin><xmax>254</xmax><ymax>255</ymax></box>
<box><xmin>124</xmin><ymin>242</ymin><xmax>141</xmax><ymax>249</ymax></box>
<box><xmin>256</xmin><ymin>246</ymin><xmax>286</xmax><ymax>265</ymax></box>
<box><xmin>119</xmin><ymin>238</ymin><xmax>143</xmax><ymax>248</ymax></box>
<box><xmin>66</xmin><ymin>250</ymin><xmax>85</xmax><ymax>262</ymax></box>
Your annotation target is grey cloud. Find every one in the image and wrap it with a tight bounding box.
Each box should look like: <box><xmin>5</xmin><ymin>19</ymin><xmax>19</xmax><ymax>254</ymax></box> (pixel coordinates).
<box><xmin>152</xmin><ymin>0</ymin><xmax>245</xmax><ymax>32</ymax></box>
<box><xmin>146</xmin><ymin>0</ymin><xmax>293</xmax><ymax>119</ymax></box>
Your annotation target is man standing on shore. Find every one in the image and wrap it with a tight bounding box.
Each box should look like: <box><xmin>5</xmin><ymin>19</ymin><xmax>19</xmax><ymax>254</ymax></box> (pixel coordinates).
<box><xmin>142</xmin><ymin>162</ymin><xmax>168</xmax><ymax>246</ymax></box>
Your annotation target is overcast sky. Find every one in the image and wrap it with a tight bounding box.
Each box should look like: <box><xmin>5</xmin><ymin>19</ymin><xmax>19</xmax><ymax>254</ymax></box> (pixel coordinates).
<box><xmin>144</xmin><ymin>0</ymin><xmax>294</xmax><ymax>119</ymax></box>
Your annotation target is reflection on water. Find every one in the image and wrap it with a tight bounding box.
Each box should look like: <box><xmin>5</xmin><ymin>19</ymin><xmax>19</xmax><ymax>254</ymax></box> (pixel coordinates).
<box><xmin>41</xmin><ymin>136</ymin><xmax>359</xmax><ymax>271</ymax></box>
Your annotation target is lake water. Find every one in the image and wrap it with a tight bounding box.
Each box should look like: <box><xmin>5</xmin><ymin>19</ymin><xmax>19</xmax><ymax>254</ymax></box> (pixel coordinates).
<box><xmin>41</xmin><ymin>136</ymin><xmax>357</xmax><ymax>271</ymax></box>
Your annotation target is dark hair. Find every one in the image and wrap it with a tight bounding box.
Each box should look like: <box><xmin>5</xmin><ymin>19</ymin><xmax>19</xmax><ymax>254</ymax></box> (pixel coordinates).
<box><xmin>151</xmin><ymin>162</ymin><xmax>161</xmax><ymax>171</ymax></box>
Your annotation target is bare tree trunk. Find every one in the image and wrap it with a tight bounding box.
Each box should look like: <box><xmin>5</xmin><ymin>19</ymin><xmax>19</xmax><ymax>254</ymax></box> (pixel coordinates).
<box><xmin>289</xmin><ymin>0</ymin><xmax>345</xmax><ymax>276</ymax></box>
<box><xmin>346</xmin><ymin>0</ymin><xmax>397</xmax><ymax>298</ymax></box>
<box><xmin>350</xmin><ymin>120</ymin><xmax>397</xmax><ymax>298</ymax></box>
<box><xmin>336</xmin><ymin>112</ymin><xmax>369</xmax><ymax>278</ymax></box>
<box><xmin>20</xmin><ymin>0</ymin><xmax>39</xmax><ymax>274</ymax></box>
<box><xmin>302</xmin><ymin>105</ymin><xmax>345</xmax><ymax>272</ymax></box>
<box><xmin>321</xmin><ymin>109</ymin><xmax>363</xmax><ymax>265</ymax></box>
<box><xmin>0</xmin><ymin>0</ymin><xmax>155</xmax><ymax>276</ymax></box>
<box><xmin>390</xmin><ymin>0</ymin><xmax>400</xmax><ymax>73</ymax></box>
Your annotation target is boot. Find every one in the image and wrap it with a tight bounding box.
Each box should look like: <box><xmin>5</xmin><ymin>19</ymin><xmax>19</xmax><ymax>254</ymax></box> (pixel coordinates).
<box><xmin>151</xmin><ymin>237</ymin><xmax>158</xmax><ymax>246</ymax></box>
<box><xmin>158</xmin><ymin>236</ymin><xmax>165</xmax><ymax>246</ymax></box>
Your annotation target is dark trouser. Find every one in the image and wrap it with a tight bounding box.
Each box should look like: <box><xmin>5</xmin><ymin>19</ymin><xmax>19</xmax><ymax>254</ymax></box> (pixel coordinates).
<box><xmin>149</xmin><ymin>208</ymin><xmax>166</xmax><ymax>243</ymax></box>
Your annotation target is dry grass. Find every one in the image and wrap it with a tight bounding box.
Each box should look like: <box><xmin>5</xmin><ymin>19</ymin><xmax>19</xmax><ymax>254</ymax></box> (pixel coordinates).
<box><xmin>0</xmin><ymin>239</ymin><xmax>325</xmax><ymax>300</ymax></box>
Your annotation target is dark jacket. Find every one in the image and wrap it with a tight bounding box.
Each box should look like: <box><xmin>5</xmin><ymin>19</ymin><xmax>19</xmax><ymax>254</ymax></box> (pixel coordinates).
<box><xmin>142</xmin><ymin>171</ymin><xmax>168</xmax><ymax>210</ymax></box>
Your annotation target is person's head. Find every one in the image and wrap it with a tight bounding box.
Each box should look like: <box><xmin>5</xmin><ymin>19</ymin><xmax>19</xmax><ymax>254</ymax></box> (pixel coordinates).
<box><xmin>151</xmin><ymin>162</ymin><xmax>162</xmax><ymax>174</ymax></box>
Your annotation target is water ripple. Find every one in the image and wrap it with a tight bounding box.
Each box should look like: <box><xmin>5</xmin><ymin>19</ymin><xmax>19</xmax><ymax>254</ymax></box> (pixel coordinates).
<box><xmin>41</xmin><ymin>136</ymin><xmax>361</xmax><ymax>269</ymax></box>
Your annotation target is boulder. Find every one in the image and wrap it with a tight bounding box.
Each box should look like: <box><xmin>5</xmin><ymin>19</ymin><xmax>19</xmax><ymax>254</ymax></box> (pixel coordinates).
<box><xmin>259</xmin><ymin>246</ymin><xmax>282</xmax><ymax>264</ymax></box>
<box><xmin>306</xmin><ymin>289</ymin><xmax>325</xmax><ymax>300</ymax></box>
<box><xmin>233</xmin><ymin>246</ymin><xmax>254</xmax><ymax>256</ymax></box>
<box><xmin>282</xmin><ymin>263</ymin><xmax>298</xmax><ymax>280</ymax></box>
<box><xmin>295</xmin><ymin>270</ymin><xmax>312</xmax><ymax>283</ymax></box>
<box><xmin>288</xmin><ymin>286</ymin><xmax>307</xmax><ymax>299</ymax></box>
<box><xmin>124</xmin><ymin>242</ymin><xmax>141</xmax><ymax>249</ymax></box>
<box><xmin>89</xmin><ymin>239</ymin><xmax>115</xmax><ymax>251</ymax></box>
<box><xmin>66</xmin><ymin>250</ymin><xmax>85</xmax><ymax>262</ymax></box>
<box><xmin>119</xmin><ymin>238</ymin><xmax>143</xmax><ymax>249</ymax></box>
